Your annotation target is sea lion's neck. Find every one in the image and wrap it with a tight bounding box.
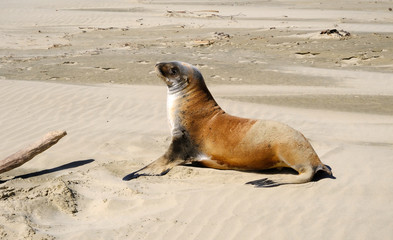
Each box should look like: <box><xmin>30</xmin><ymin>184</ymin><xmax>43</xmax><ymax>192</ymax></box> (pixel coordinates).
<box><xmin>167</xmin><ymin>81</ymin><xmax>189</xmax><ymax>95</ymax></box>
<box><xmin>170</xmin><ymin>82</ymin><xmax>223</xmax><ymax>114</ymax></box>
<box><xmin>167</xmin><ymin>82</ymin><xmax>224</xmax><ymax>135</ymax></box>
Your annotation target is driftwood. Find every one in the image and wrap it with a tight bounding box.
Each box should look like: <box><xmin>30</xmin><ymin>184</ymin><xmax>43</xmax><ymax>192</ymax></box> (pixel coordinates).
<box><xmin>0</xmin><ymin>131</ymin><xmax>67</xmax><ymax>174</ymax></box>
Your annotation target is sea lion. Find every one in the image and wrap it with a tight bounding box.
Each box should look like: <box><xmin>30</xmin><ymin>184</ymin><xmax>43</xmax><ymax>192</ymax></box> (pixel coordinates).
<box><xmin>123</xmin><ymin>61</ymin><xmax>333</xmax><ymax>187</ymax></box>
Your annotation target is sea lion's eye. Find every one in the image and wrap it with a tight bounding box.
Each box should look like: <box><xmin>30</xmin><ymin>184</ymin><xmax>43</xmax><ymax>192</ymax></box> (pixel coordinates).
<box><xmin>170</xmin><ymin>68</ymin><xmax>178</xmax><ymax>76</ymax></box>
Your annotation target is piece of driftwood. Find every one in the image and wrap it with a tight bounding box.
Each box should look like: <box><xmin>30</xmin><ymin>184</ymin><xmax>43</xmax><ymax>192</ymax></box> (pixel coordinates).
<box><xmin>0</xmin><ymin>131</ymin><xmax>67</xmax><ymax>174</ymax></box>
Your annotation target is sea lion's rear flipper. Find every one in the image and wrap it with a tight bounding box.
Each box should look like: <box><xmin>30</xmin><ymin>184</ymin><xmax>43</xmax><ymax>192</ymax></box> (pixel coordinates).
<box><xmin>246</xmin><ymin>166</ymin><xmax>315</xmax><ymax>187</ymax></box>
<box><xmin>246</xmin><ymin>164</ymin><xmax>334</xmax><ymax>187</ymax></box>
<box><xmin>246</xmin><ymin>178</ymin><xmax>281</xmax><ymax>188</ymax></box>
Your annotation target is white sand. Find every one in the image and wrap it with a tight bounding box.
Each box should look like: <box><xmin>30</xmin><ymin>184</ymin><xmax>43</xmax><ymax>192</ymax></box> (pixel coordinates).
<box><xmin>1</xmin><ymin>0</ymin><xmax>393</xmax><ymax>239</ymax></box>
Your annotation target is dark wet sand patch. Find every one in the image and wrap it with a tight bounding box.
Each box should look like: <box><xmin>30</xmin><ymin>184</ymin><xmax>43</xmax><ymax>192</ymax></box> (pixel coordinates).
<box><xmin>225</xmin><ymin>95</ymin><xmax>393</xmax><ymax>115</ymax></box>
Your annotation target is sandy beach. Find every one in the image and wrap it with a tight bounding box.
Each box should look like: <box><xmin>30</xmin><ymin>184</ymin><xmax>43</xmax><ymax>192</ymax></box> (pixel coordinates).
<box><xmin>1</xmin><ymin>0</ymin><xmax>393</xmax><ymax>239</ymax></box>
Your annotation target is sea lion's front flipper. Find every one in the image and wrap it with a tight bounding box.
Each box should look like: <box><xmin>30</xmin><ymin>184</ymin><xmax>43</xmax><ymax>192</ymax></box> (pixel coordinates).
<box><xmin>123</xmin><ymin>126</ymin><xmax>197</xmax><ymax>181</ymax></box>
<box><xmin>122</xmin><ymin>155</ymin><xmax>183</xmax><ymax>181</ymax></box>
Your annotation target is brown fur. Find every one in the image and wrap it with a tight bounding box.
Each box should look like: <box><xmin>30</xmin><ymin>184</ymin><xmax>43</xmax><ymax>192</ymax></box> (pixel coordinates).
<box><xmin>123</xmin><ymin>61</ymin><xmax>333</xmax><ymax>187</ymax></box>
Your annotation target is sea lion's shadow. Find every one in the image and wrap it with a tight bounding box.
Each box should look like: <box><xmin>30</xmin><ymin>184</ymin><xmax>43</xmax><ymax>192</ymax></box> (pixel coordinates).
<box><xmin>0</xmin><ymin>159</ymin><xmax>95</xmax><ymax>184</ymax></box>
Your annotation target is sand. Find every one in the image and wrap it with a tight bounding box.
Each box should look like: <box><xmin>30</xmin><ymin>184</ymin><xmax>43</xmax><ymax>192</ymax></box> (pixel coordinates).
<box><xmin>1</xmin><ymin>0</ymin><xmax>393</xmax><ymax>239</ymax></box>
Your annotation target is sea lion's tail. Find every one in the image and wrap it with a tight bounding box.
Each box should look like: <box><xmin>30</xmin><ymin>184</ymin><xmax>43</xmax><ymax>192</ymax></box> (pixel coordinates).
<box><xmin>316</xmin><ymin>164</ymin><xmax>332</xmax><ymax>176</ymax></box>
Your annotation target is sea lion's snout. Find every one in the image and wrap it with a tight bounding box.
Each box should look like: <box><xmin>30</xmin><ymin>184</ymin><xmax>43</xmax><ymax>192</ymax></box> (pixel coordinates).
<box><xmin>155</xmin><ymin>62</ymin><xmax>185</xmax><ymax>89</ymax></box>
<box><xmin>155</xmin><ymin>62</ymin><xmax>171</xmax><ymax>86</ymax></box>
<box><xmin>156</xmin><ymin>62</ymin><xmax>179</xmax><ymax>76</ymax></box>
<box><xmin>155</xmin><ymin>62</ymin><xmax>165</xmax><ymax>77</ymax></box>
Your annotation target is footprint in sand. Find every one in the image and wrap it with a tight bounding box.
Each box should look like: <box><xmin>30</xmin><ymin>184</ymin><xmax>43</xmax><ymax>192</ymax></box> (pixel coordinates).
<box><xmin>63</xmin><ymin>61</ymin><xmax>78</xmax><ymax>65</ymax></box>
<box><xmin>136</xmin><ymin>60</ymin><xmax>150</xmax><ymax>64</ymax></box>
<box><xmin>94</xmin><ymin>67</ymin><xmax>117</xmax><ymax>71</ymax></box>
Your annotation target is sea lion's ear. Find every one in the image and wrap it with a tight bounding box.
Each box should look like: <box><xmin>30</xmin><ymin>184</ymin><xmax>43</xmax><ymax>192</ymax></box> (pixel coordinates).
<box><xmin>183</xmin><ymin>75</ymin><xmax>189</xmax><ymax>84</ymax></box>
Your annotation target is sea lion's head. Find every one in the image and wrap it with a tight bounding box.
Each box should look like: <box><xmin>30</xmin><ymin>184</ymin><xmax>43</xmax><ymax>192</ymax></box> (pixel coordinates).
<box><xmin>155</xmin><ymin>61</ymin><xmax>204</xmax><ymax>92</ymax></box>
